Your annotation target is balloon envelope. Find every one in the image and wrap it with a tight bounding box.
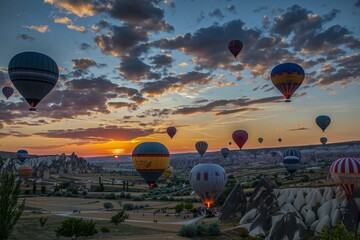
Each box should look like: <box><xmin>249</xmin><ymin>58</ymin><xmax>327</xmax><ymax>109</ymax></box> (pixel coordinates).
<box><xmin>232</xmin><ymin>130</ymin><xmax>248</xmax><ymax>149</ymax></box>
<box><xmin>163</xmin><ymin>165</ymin><xmax>173</xmax><ymax>179</ymax></box>
<box><xmin>16</xmin><ymin>150</ymin><xmax>28</xmax><ymax>163</ymax></box>
<box><xmin>2</xmin><ymin>86</ymin><xmax>14</xmax><ymax>99</ymax></box>
<box><xmin>132</xmin><ymin>142</ymin><xmax>170</xmax><ymax>187</ymax></box>
<box><xmin>189</xmin><ymin>163</ymin><xmax>227</xmax><ymax>208</ymax></box>
<box><xmin>220</xmin><ymin>148</ymin><xmax>230</xmax><ymax>159</ymax></box>
<box><xmin>283</xmin><ymin>149</ymin><xmax>301</xmax><ymax>160</ymax></box>
<box><xmin>283</xmin><ymin>156</ymin><xmax>300</xmax><ymax>174</ymax></box>
<box><xmin>316</xmin><ymin>115</ymin><xmax>331</xmax><ymax>132</ymax></box>
<box><xmin>228</xmin><ymin>40</ymin><xmax>243</xmax><ymax>58</ymax></box>
<box><xmin>18</xmin><ymin>165</ymin><xmax>32</xmax><ymax>181</ymax></box>
<box><xmin>278</xmin><ymin>138</ymin><xmax>282</xmax><ymax>143</ymax></box>
<box><xmin>271</xmin><ymin>63</ymin><xmax>304</xmax><ymax>102</ymax></box>
<box><xmin>258</xmin><ymin>138</ymin><xmax>263</xmax><ymax>144</ymax></box>
<box><xmin>195</xmin><ymin>141</ymin><xmax>208</xmax><ymax>157</ymax></box>
<box><xmin>167</xmin><ymin>127</ymin><xmax>177</xmax><ymax>139</ymax></box>
<box><xmin>8</xmin><ymin>52</ymin><xmax>59</xmax><ymax>111</ymax></box>
<box><xmin>330</xmin><ymin>158</ymin><xmax>360</xmax><ymax>198</ymax></box>
<box><xmin>320</xmin><ymin>137</ymin><xmax>327</xmax><ymax>145</ymax></box>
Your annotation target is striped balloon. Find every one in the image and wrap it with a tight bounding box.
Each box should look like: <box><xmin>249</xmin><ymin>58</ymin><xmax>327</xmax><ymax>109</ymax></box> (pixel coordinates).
<box><xmin>330</xmin><ymin>158</ymin><xmax>360</xmax><ymax>197</ymax></box>
<box><xmin>283</xmin><ymin>148</ymin><xmax>301</xmax><ymax>160</ymax></box>
<box><xmin>163</xmin><ymin>165</ymin><xmax>173</xmax><ymax>179</ymax></box>
<box><xmin>18</xmin><ymin>165</ymin><xmax>33</xmax><ymax>181</ymax></box>
<box><xmin>132</xmin><ymin>142</ymin><xmax>170</xmax><ymax>187</ymax></box>
<box><xmin>189</xmin><ymin>163</ymin><xmax>227</xmax><ymax>208</ymax></box>
<box><xmin>8</xmin><ymin>52</ymin><xmax>59</xmax><ymax>111</ymax></box>
<box><xmin>195</xmin><ymin>141</ymin><xmax>208</xmax><ymax>157</ymax></box>
<box><xmin>2</xmin><ymin>86</ymin><xmax>14</xmax><ymax>99</ymax></box>
<box><xmin>283</xmin><ymin>156</ymin><xmax>301</xmax><ymax>174</ymax></box>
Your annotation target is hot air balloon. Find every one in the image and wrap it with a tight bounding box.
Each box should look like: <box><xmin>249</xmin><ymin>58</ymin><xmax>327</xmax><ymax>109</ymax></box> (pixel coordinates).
<box><xmin>258</xmin><ymin>138</ymin><xmax>263</xmax><ymax>144</ymax></box>
<box><xmin>18</xmin><ymin>165</ymin><xmax>32</xmax><ymax>181</ymax></box>
<box><xmin>270</xmin><ymin>63</ymin><xmax>305</xmax><ymax>102</ymax></box>
<box><xmin>189</xmin><ymin>163</ymin><xmax>227</xmax><ymax>208</ymax></box>
<box><xmin>229</xmin><ymin>142</ymin><xmax>232</xmax><ymax>145</ymax></box>
<box><xmin>8</xmin><ymin>52</ymin><xmax>59</xmax><ymax>111</ymax></box>
<box><xmin>16</xmin><ymin>150</ymin><xmax>28</xmax><ymax>163</ymax></box>
<box><xmin>195</xmin><ymin>141</ymin><xmax>208</xmax><ymax>157</ymax></box>
<box><xmin>283</xmin><ymin>148</ymin><xmax>301</xmax><ymax>160</ymax></box>
<box><xmin>278</xmin><ymin>138</ymin><xmax>282</xmax><ymax>143</ymax></box>
<box><xmin>166</xmin><ymin>127</ymin><xmax>177</xmax><ymax>139</ymax></box>
<box><xmin>232</xmin><ymin>130</ymin><xmax>248</xmax><ymax>149</ymax></box>
<box><xmin>2</xmin><ymin>86</ymin><xmax>14</xmax><ymax>99</ymax></box>
<box><xmin>163</xmin><ymin>165</ymin><xmax>173</xmax><ymax>180</ymax></box>
<box><xmin>330</xmin><ymin>158</ymin><xmax>360</xmax><ymax>198</ymax></box>
<box><xmin>316</xmin><ymin>115</ymin><xmax>331</xmax><ymax>132</ymax></box>
<box><xmin>283</xmin><ymin>156</ymin><xmax>300</xmax><ymax>176</ymax></box>
<box><xmin>132</xmin><ymin>142</ymin><xmax>170</xmax><ymax>188</ymax></box>
<box><xmin>228</xmin><ymin>40</ymin><xmax>243</xmax><ymax>58</ymax></box>
<box><xmin>220</xmin><ymin>148</ymin><xmax>230</xmax><ymax>159</ymax></box>
<box><xmin>320</xmin><ymin>137</ymin><xmax>327</xmax><ymax>145</ymax></box>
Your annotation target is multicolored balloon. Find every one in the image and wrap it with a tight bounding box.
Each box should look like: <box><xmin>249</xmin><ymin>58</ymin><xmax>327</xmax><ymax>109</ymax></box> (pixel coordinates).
<box><xmin>271</xmin><ymin>63</ymin><xmax>305</xmax><ymax>102</ymax></box>
<box><xmin>8</xmin><ymin>52</ymin><xmax>59</xmax><ymax>111</ymax></box>
<box><xmin>132</xmin><ymin>142</ymin><xmax>170</xmax><ymax>188</ymax></box>
<box><xmin>166</xmin><ymin>127</ymin><xmax>177</xmax><ymax>139</ymax></box>
<box><xmin>189</xmin><ymin>163</ymin><xmax>227</xmax><ymax>208</ymax></box>
<box><xmin>258</xmin><ymin>137</ymin><xmax>263</xmax><ymax>144</ymax></box>
<box><xmin>316</xmin><ymin>115</ymin><xmax>331</xmax><ymax>132</ymax></box>
<box><xmin>195</xmin><ymin>141</ymin><xmax>208</xmax><ymax>157</ymax></box>
<box><xmin>228</xmin><ymin>40</ymin><xmax>243</xmax><ymax>58</ymax></box>
<box><xmin>330</xmin><ymin>158</ymin><xmax>360</xmax><ymax>198</ymax></box>
<box><xmin>2</xmin><ymin>86</ymin><xmax>14</xmax><ymax>99</ymax></box>
<box><xmin>163</xmin><ymin>165</ymin><xmax>173</xmax><ymax>180</ymax></box>
<box><xmin>18</xmin><ymin>165</ymin><xmax>32</xmax><ymax>181</ymax></box>
<box><xmin>220</xmin><ymin>148</ymin><xmax>230</xmax><ymax>159</ymax></box>
<box><xmin>320</xmin><ymin>137</ymin><xmax>327</xmax><ymax>145</ymax></box>
<box><xmin>16</xmin><ymin>150</ymin><xmax>28</xmax><ymax>163</ymax></box>
<box><xmin>232</xmin><ymin>130</ymin><xmax>248</xmax><ymax>149</ymax></box>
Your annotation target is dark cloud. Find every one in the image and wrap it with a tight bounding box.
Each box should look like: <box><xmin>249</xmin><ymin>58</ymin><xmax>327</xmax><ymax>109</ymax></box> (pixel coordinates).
<box><xmin>115</xmin><ymin>86</ymin><xmax>148</xmax><ymax>104</ymax></box>
<box><xmin>197</xmin><ymin>11</ymin><xmax>205</xmax><ymax>23</ymax></box>
<box><xmin>141</xmin><ymin>71</ymin><xmax>213</xmax><ymax>97</ymax></box>
<box><xmin>253</xmin><ymin>6</ymin><xmax>268</xmax><ymax>13</ymax></box>
<box><xmin>91</xmin><ymin>19</ymin><xmax>111</xmax><ymax>32</ymax></box>
<box><xmin>117</xmin><ymin>56</ymin><xmax>153</xmax><ymax>81</ymax></box>
<box><xmin>35</xmin><ymin>125</ymin><xmax>154</xmax><ymax>141</ymax></box>
<box><xmin>209</xmin><ymin>8</ymin><xmax>224</xmax><ymax>20</ymax></box>
<box><xmin>107</xmin><ymin>102</ymin><xmax>138</xmax><ymax>111</ymax></box>
<box><xmin>150</xmin><ymin>54</ymin><xmax>173</xmax><ymax>68</ymax></box>
<box><xmin>287</xmin><ymin>127</ymin><xmax>311</xmax><ymax>131</ymax></box>
<box><xmin>216</xmin><ymin>107</ymin><xmax>259</xmax><ymax>116</ymax></box>
<box><xmin>193</xmin><ymin>99</ymin><xmax>209</xmax><ymax>104</ymax></box>
<box><xmin>227</xmin><ymin>5</ymin><xmax>236</xmax><ymax>14</ymax></box>
<box><xmin>17</xmin><ymin>34</ymin><xmax>34</xmax><ymax>41</ymax></box>
<box><xmin>80</xmin><ymin>42</ymin><xmax>92</xmax><ymax>50</ymax></box>
<box><xmin>356</xmin><ymin>0</ymin><xmax>360</xmax><ymax>7</ymax></box>
<box><xmin>106</xmin><ymin>0</ymin><xmax>174</xmax><ymax>32</ymax></box>
<box><xmin>72</xmin><ymin>58</ymin><xmax>107</xmax><ymax>69</ymax></box>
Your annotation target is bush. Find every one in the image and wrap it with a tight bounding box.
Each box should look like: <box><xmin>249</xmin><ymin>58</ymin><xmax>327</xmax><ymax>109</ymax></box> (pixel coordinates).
<box><xmin>111</xmin><ymin>210</ymin><xmax>129</xmax><ymax>226</ymax></box>
<box><xmin>24</xmin><ymin>190</ymin><xmax>30</xmax><ymax>195</ymax></box>
<box><xmin>125</xmin><ymin>193</ymin><xmax>131</xmax><ymax>198</ymax></box>
<box><xmin>123</xmin><ymin>203</ymin><xmax>134</xmax><ymax>210</ymax></box>
<box><xmin>99</xmin><ymin>227</ymin><xmax>110</xmax><ymax>233</ymax></box>
<box><xmin>105</xmin><ymin>192</ymin><xmax>116</xmax><ymax>199</ymax></box>
<box><xmin>207</xmin><ymin>222</ymin><xmax>221</xmax><ymax>236</ymax></box>
<box><xmin>159</xmin><ymin>196</ymin><xmax>168</xmax><ymax>201</ymax></box>
<box><xmin>55</xmin><ymin>218</ymin><xmax>98</xmax><ymax>239</ymax></box>
<box><xmin>40</xmin><ymin>186</ymin><xmax>46</xmax><ymax>195</ymax></box>
<box><xmin>103</xmin><ymin>202</ymin><xmax>114</xmax><ymax>210</ymax></box>
<box><xmin>320</xmin><ymin>220</ymin><xmax>359</xmax><ymax>240</ymax></box>
<box><xmin>178</xmin><ymin>224</ymin><xmax>197</xmax><ymax>237</ymax></box>
<box><xmin>132</xmin><ymin>196</ymin><xmax>144</xmax><ymax>201</ymax></box>
<box><xmin>196</xmin><ymin>223</ymin><xmax>206</xmax><ymax>235</ymax></box>
<box><xmin>152</xmin><ymin>196</ymin><xmax>158</xmax><ymax>200</ymax></box>
<box><xmin>64</xmin><ymin>191</ymin><xmax>74</xmax><ymax>197</ymax></box>
<box><xmin>82</xmin><ymin>190</ymin><xmax>88</xmax><ymax>196</ymax></box>
<box><xmin>39</xmin><ymin>216</ymin><xmax>48</xmax><ymax>227</ymax></box>
<box><xmin>54</xmin><ymin>191</ymin><xmax>63</xmax><ymax>197</ymax></box>
<box><xmin>119</xmin><ymin>192</ymin><xmax>125</xmax><ymax>198</ymax></box>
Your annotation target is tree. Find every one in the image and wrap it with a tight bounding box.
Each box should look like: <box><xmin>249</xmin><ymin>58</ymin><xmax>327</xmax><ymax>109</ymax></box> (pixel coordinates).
<box><xmin>0</xmin><ymin>173</ymin><xmax>25</xmax><ymax>240</ymax></box>
<box><xmin>55</xmin><ymin>218</ymin><xmax>97</xmax><ymax>239</ymax></box>
<box><xmin>184</xmin><ymin>202</ymin><xmax>193</xmax><ymax>212</ymax></box>
<box><xmin>111</xmin><ymin>210</ymin><xmax>129</xmax><ymax>226</ymax></box>
<box><xmin>174</xmin><ymin>203</ymin><xmax>184</xmax><ymax>214</ymax></box>
<box><xmin>40</xmin><ymin>185</ymin><xmax>46</xmax><ymax>195</ymax></box>
<box><xmin>103</xmin><ymin>202</ymin><xmax>114</xmax><ymax>211</ymax></box>
<box><xmin>32</xmin><ymin>181</ymin><xmax>37</xmax><ymax>194</ymax></box>
<box><xmin>39</xmin><ymin>216</ymin><xmax>48</xmax><ymax>227</ymax></box>
<box><xmin>320</xmin><ymin>220</ymin><xmax>360</xmax><ymax>240</ymax></box>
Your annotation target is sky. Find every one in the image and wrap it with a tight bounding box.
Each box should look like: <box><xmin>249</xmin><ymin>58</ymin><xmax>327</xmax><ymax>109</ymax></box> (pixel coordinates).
<box><xmin>0</xmin><ymin>0</ymin><xmax>359</xmax><ymax>157</ymax></box>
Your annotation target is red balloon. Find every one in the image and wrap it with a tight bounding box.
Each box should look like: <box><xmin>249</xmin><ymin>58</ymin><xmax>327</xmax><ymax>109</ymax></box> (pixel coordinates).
<box><xmin>232</xmin><ymin>130</ymin><xmax>248</xmax><ymax>149</ymax></box>
<box><xmin>167</xmin><ymin>127</ymin><xmax>177</xmax><ymax>139</ymax></box>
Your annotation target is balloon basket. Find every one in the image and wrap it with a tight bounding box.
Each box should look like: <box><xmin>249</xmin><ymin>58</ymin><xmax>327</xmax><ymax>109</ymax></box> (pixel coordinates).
<box><xmin>29</xmin><ymin>107</ymin><xmax>36</xmax><ymax>111</ymax></box>
<box><xmin>285</xmin><ymin>99</ymin><xmax>291</xmax><ymax>103</ymax></box>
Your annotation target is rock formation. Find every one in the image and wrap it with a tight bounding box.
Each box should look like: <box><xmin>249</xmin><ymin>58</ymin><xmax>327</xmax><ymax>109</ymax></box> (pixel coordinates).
<box><xmin>218</xmin><ymin>182</ymin><xmax>246</xmax><ymax>222</ymax></box>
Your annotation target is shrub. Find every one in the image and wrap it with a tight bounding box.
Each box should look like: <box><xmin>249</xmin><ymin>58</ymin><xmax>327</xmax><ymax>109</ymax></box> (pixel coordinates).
<box><xmin>64</xmin><ymin>191</ymin><xmax>74</xmax><ymax>197</ymax></box>
<box><xmin>111</xmin><ymin>210</ymin><xmax>129</xmax><ymax>226</ymax></box>
<box><xmin>54</xmin><ymin>191</ymin><xmax>63</xmax><ymax>197</ymax></box>
<box><xmin>123</xmin><ymin>203</ymin><xmax>134</xmax><ymax>210</ymax></box>
<box><xmin>132</xmin><ymin>196</ymin><xmax>144</xmax><ymax>201</ymax></box>
<box><xmin>125</xmin><ymin>193</ymin><xmax>131</xmax><ymax>198</ymax></box>
<box><xmin>24</xmin><ymin>190</ymin><xmax>30</xmax><ymax>195</ymax></box>
<box><xmin>320</xmin><ymin>220</ymin><xmax>359</xmax><ymax>240</ymax></box>
<box><xmin>196</xmin><ymin>223</ymin><xmax>206</xmax><ymax>235</ymax></box>
<box><xmin>82</xmin><ymin>190</ymin><xmax>88</xmax><ymax>196</ymax></box>
<box><xmin>178</xmin><ymin>224</ymin><xmax>197</xmax><ymax>237</ymax></box>
<box><xmin>55</xmin><ymin>218</ymin><xmax>98</xmax><ymax>239</ymax></box>
<box><xmin>39</xmin><ymin>216</ymin><xmax>48</xmax><ymax>227</ymax></box>
<box><xmin>40</xmin><ymin>186</ymin><xmax>46</xmax><ymax>195</ymax></box>
<box><xmin>103</xmin><ymin>202</ymin><xmax>114</xmax><ymax>210</ymax></box>
<box><xmin>105</xmin><ymin>192</ymin><xmax>116</xmax><ymax>199</ymax></box>
<box><xmin>99</xmin><ymin>227</ymin><xmax>110</xmax><ymax>233</ymax></box>
<box><xmin>159</xmin><ymin>196</ymin><xmax>168</xmax><ymax>201</ymax></box>
<box><xmin>207</xmin><ymin>222</ymin><xmax>221</xmax><ymax>236</ymax></box>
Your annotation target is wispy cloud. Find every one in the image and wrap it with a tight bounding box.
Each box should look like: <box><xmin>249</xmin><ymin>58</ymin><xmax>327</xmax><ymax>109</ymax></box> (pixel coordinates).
<box><xmin>24</xmin><ymin>25</ymin><xmax>49</xmax><ymax>33</ymax></box>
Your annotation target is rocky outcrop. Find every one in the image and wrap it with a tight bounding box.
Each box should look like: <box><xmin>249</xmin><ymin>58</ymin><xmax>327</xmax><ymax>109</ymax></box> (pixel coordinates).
<box><xmin>247</xmin><ymin>177</ymin><xmax>279</xmax><ymax>214</ymax></box>
<box><xmin>218</xmin><ymin>182</ymin><xmax>246</xmax><ymax>222</ymax></box>
<box><xmin>343</xmin><ymin>187</ymin><xmax>360</xmax><ymax>233</ymax></box>
<box><xmin>267</xmin><ymin>212</ymin><xmax>307</xmax><ymax>240</ymax></box>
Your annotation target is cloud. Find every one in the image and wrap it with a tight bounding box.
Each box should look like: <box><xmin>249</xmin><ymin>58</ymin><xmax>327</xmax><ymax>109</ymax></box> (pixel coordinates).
<box><xmin>54</xmin><ymin>16</ymin><xmax>72</xmax><ymax>24</ymax></box>
<box><xmin>216</xmin><ymin>107</ymin><xmax>259</xmax><ymax>115</ymax></box>
<box><xmin>253</xmin><ymin>6</ymin><xmax>268</xmax><ymax>13</ymax></box>
<box><xmin>178</xmin><ymin>62</ymin><xmax>188</xmax><ymax>68</ymax></box>
<box><xmin>116</xmin><ymin>56</ymin><xmax>153</xmax><ymax>82</ymax></box>
<box><xmin>141</xmin><ymin>71</ymin><xmax>213</xmax><ymax>97</ymax></box>
<box><xmin>356</xmin><ymin>0</ymin><xmax>360</xmax><ymax>7</ymax></box>
<box><xmin>67</xmin><ymin>24</ymin><xmax>87</xmax><ymax>32</ymax></box>
<box><xmin>80</xmin><ymin>42</ymin><xmax>92</xmax><ymax>50</ymax></box>
<box><xmin>209</xmin><ymin>8</ymin><xmax>224</xmax><ymax>20</ymax></box>
<box><xmin>287</xmin><ymin>127</ymin><xmax>311</xmax><ymax>131</ymax></box>
<box><xmin>150</xmin><ymin>54</ymin><xmax>173</xmax><ymax>68</ymax></box>
<box><xmin>197</xmin><ymin>11</ymin><xmax>205</xmax><ymax>23</ymax></box>
<box><xmin>36</xmin><ymin>125</ymin><xmax>154</xmax><ymax>141</ymax></box>
<box><xmin>72</xmin><ymin>58</ymin><xmax>107</xmax><ymax>69</ymax></box>
<box><xmin>24</xmin><ymin>25</ymin><xmax>49</xmax><ymax>33</ymax></box>
<box><xmin>227</xmin><ymin>5</ymin><xmax>236</xmax><ymax>14</ymax></box>
<box><xmin>91</xmin><ymin>20</ymin><xmax>110</xmax><ymax>32</ymax></box>
<box><xmin>44</xmin><ymin>0</ymin><xmax>102</xmax><ymax>17</ymax></box>
<box><xmin>172</xmin><ymin>96</ymin><xmax>283</xmax><ymax>115</ymax></box>
<box><xmin>17</xmin><ymin>34</ymin><xmax>34</xmax><ymax>41</ymax></box>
